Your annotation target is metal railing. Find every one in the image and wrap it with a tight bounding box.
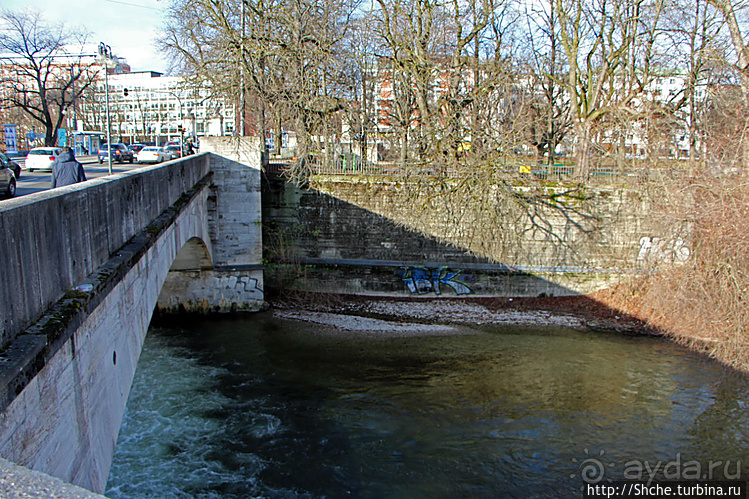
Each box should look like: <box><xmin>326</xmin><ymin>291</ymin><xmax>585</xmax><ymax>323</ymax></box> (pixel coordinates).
<box><xmin>266</xmin><ymin>159</ymin><xmax>697</xmax><ymax>185</ymax></box>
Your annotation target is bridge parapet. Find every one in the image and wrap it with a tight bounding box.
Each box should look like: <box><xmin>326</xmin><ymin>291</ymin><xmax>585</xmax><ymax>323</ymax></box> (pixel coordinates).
<box><xmin>0</xmin><ymin>154</ymin><xmax>211</xmax><ymax>347</ymax></box>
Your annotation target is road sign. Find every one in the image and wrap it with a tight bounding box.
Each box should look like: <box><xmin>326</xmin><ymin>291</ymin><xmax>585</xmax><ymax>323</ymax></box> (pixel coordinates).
<box><xmin>3</xmin><ymin>125</ymin><xmax>18</xmax><ymax>153</ymax></box>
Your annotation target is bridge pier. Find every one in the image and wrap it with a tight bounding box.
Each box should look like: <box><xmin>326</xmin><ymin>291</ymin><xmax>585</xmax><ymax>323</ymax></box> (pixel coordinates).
<box><xmin>157</xmin><ymin>137</ymin><xmax>264</xmax><ymax>313</ymax></box>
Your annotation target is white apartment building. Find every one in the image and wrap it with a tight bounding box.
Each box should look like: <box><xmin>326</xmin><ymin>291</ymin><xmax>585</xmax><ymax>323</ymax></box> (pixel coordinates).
<box><xmin>84</xmin><ymin>71</ymin><xmax>235</xmax><ymax>146</ymax></box>
<box><xmin>613</xmin><ymin>73</ymin><xmax>709</xmax><ymax>159</ymax></box>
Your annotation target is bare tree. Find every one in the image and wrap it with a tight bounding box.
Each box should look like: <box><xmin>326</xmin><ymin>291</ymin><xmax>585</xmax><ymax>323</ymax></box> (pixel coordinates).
<box><xmin>371</xmin><ymin>0</ymin><xmax>433</xmax><ymax>164</ymax></box>
<box><xmin>517</xmin><ymin>1</ymin><xmax>570</xmax><ymax>165</ymax></box>
<box><xmin>371</xmin><ymin>0</ymin><xmax>520</xmax><ymax>169</ymax></box>
<box><xmin>555</xmin><ymin>0</ymin><xmax>664</xmax><ymax>179</ymax></box>
<box><xmin>0</xmin><ymin>9</ymin><xmax>97</xmax><ymax>147</ymax></box>
<box><xmin>162</xmin><ymin>0</ymin><xmax>358</xmax><ymax>173</ymax></box>
<box><xmin>644</xmin><ymin>0</ymin><xmax>724</xmax><ymax>169</ymax></box>
<box><xmin>707</xmin><ymin>0</ymin><xmax>749</xmax><ymax>172</ymax></box>
<box><xmin>338</xmin><ymin>14</ymin><xmax>379</xmax><ymax>166</ymax></box>
<box><xmin>680</xmin><ymin>0</ymin><xmax>723</xmax><ymax>165</ymax></box>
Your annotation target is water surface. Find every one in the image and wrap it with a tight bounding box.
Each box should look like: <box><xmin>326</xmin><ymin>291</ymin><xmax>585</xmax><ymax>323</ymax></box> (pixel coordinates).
<box><xmin>106</xmin><ymin>312</ymin><xmax>749</xmax><ymax>498</ymax></box>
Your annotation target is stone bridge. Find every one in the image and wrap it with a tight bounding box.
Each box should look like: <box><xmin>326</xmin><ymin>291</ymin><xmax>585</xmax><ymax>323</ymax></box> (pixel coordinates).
<box><xmin>0</xmin><ymin>138</ymin><xmax>263</xmax><ymax>493</ymax></box>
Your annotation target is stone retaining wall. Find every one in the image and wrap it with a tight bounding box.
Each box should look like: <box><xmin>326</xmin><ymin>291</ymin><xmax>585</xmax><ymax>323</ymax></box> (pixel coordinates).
<box><xmin>263</xmin><ymin>175</ymin><xmax>687</xmax><ymax>297</ymax></box>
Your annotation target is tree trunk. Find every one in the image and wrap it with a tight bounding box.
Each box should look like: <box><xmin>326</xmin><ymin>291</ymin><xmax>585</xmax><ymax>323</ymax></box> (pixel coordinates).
<box><xmin>712</xmin><ymin>0</ymin><xmax>749</xmax><ymax>172</ymax></box>
<box><xmin>361</xmin><ymin>66</ymin><xmax>368</xmax><ymax>166</ymax></box>
<box><xmin>273</xmin><ymin>114</ymin><xmax>282</xmax><ymax>156</ymax></box>
<box><xmin>573</xmin><ymin>119</ymin><xmax>592</xmax><ymax>180</ymax></box>
<box><xmin>399</xmin><ymin>130</ymin><xmax>408</xmax><ymax>167</ymax></box>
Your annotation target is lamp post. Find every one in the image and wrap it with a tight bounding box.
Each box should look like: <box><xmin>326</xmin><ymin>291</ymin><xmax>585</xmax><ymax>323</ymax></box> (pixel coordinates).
<box><xmin>98</xmin><ymin>42</ymin><xmax>114</xmax><ymax>174</ymax></box>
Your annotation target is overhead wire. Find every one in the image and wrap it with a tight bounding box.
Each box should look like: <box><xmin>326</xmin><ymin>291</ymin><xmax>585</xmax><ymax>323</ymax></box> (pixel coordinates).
<box><xmin>103</xmin><ymin>0</ymin><xmax>162</xmax><ymax>10</ymax></box>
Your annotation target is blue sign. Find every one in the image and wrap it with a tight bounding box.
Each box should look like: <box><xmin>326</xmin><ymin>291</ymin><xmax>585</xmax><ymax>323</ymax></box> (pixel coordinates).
<box><xmin>3</xmin><ymin>125</ymin><xmax>17</xmax><ymax>153</ymax></box>
<box><xmin>58</xmin><ymin>129</ymin><xmax>67</xmax><ymax>147</ymax></box>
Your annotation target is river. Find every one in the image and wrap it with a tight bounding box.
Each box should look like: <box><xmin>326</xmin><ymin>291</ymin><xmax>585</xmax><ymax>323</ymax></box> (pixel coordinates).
<box><xmin>105</xmin><ymin>311</ymin><xmax>748</xmax><ymax>498</ymax></box>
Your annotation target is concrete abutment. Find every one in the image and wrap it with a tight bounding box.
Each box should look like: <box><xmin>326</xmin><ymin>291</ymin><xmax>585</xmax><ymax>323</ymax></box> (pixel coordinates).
<box><xmin>156</xmin><ymin>137</ymin><xmax>264</xmax><ymax>314</ymax></box>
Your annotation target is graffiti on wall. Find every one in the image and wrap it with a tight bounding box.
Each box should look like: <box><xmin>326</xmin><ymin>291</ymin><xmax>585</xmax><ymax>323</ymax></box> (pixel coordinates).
<box><xmin>399</xmin><ymin>266</ymin><xmax>472</xmax><ymax>295</ymax></box>
<box><xmin>637</xmin><ymin>237</ymin><xmax>690</xmax><ymax>263</ymax></box>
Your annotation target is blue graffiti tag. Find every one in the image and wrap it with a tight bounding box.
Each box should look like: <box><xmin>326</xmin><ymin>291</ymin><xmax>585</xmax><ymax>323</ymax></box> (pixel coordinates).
<box><xmin>399</xmin><ymin>266</ymin><xmax>472</xmax><ymax>295</ymax></box>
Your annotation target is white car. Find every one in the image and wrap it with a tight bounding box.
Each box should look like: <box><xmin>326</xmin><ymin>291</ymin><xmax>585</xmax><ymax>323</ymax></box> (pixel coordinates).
<box><xmin>137</xmin><ymin>146</ymin><xmax>169</xmax><ymax>164</ymax></box>
<box><xmin>24</xmin><ymin>147</ymin><xmax>63</xmax><ymax>172</ymax></box>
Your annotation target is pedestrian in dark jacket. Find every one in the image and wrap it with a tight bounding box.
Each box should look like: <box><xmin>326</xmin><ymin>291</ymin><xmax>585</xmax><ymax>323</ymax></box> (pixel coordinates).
<box><xmin>51</xmin><ymin>147</ymin><xmax>87</xmax><ymax>188</ymax></box>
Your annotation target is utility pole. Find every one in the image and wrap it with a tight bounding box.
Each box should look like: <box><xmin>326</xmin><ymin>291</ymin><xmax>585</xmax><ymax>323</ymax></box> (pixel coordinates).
<box><xmin>70</xmin><ymin>65</ymin><xmax>77</xmax><ymax>153</ymax></box>
<box><xmin>239</xmin><ymin>1</ymin><xmax>246</xmax><ymax>137</ymax></box>
<box><xmin>98</xmin><ymin>42</ymin><xmax>114</xmax><ymax>175</ymax></box>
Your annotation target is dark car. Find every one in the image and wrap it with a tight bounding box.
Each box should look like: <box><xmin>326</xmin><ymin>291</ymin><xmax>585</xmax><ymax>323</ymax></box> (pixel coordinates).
<box><xmin>0</xmin><ymin>151</ymin><xmax>21</xmax><ymax>179</ymax></box>
<box><xmin>0</xmin><ymin>153</ymin><xmax>17</xmax><ymax>198</ymax></box>
<box><xmin>128</xmin><ymin>143</ymin><xmax>147</xmax><ymax>155</ymax></box>
<box><xmin>98</xmin><ymin>143</ymin><xmax>134</xmax><ymax>164</ymax></box>
<box><xmin>164</xmin><ymin>145</ymin><xmax>182</xmax><ymax>160</ymax></box>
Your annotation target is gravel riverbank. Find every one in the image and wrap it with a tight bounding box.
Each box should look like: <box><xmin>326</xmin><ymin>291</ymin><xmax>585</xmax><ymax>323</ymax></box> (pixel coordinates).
<box><xmin>270</xmin><ymin>294</ymin><xmax>657</xmax><ymax>336</ymax></box>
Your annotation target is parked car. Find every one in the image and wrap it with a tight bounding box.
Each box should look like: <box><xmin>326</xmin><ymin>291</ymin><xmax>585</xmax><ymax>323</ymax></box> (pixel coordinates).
<box><xmin>137</xmin><ymin>146</ymin><xmax>169</xmax><ymax>164</ymax></box>
<box><xmin>164</xmin><ymin>145</ymin><xmax>182</xmax><ymax>160</ymax></box>
<box><xmin>6</xmin><ymin>151</ymin><xmax>28</xmax><ymax>160</ymax></box>
<box><xmin>24</xmin><ymin>147</ymin><xmax>63</xmax><ymax>172</ymax></box>
<box><xmin>0</xmin><ymin>151</ymin><xmax>21</xmax><ymax>179</ymax></box>
<box><xmin>128</xmin><ymin>143</ymin><xmax>147</xmax><ymax>155</ymax></box>
<box><xmin>0</xmin><ymin>154</ymin><xmax>16</xmax><ymax>198</ymax></box>
<box><xmin>98</xmin><ymin>143</ymin><xmax>134</xmax><ymax>164</ymax></box>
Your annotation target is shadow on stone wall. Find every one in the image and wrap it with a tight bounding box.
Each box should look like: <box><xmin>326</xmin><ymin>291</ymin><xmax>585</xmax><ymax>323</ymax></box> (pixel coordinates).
<box><xmin>261</xmin><ymin>173</ymin><xmax>660</xmax><ymax>335</ymax></box>
<box><xmin>261</xmin><ymin>175</ymin><xmax>637</xmax><ymax>301</ymax></box>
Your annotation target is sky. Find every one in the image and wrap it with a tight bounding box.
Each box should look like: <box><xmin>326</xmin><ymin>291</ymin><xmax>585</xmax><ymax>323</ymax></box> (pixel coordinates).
<box><xmin>2</xmin><ymin>0</ymin><xmax>170</xmax><ymax>73</ymax></box>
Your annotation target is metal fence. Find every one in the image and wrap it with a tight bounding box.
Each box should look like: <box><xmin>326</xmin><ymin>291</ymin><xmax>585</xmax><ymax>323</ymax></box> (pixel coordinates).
<box><xmin>267</xmin><ymin>159</ymin><xmax>695</xmax><ymax>185</ymax></box>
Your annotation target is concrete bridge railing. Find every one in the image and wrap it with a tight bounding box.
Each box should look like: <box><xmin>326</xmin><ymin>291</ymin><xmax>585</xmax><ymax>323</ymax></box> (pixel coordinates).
<box><xmin>0</xmin><ymin>137</ymin><xmax>263</xmax><ymax>493</ymax></box>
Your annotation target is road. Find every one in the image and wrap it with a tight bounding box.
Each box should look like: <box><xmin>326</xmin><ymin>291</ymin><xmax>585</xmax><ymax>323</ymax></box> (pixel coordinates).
<box><xmin>12</xmin><ymin>156</ymin><xmax>147</xmax><ymax>197</ymax></box>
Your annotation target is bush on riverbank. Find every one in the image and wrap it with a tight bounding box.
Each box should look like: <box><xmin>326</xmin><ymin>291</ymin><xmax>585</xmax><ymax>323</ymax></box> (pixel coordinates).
<box><xmin>596</xmin><ymin>176</ymin><xmax>749</xmax><ymax>372</ymax></box>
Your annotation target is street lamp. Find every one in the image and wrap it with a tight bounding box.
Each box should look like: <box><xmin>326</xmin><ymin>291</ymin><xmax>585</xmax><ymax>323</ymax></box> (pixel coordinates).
<box><xmin>98</xmin><ymin>42</ymin><xmax>114</xmax><ymax>175</ymax></box>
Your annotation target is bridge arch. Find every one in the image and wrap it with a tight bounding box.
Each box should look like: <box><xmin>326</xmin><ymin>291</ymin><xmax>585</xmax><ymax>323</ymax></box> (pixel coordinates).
<box><xmin>171</xmin><ymin>236</ymin><xmax>214</xmax><ymax>270</ymax></box>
